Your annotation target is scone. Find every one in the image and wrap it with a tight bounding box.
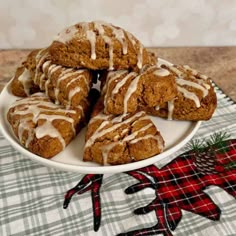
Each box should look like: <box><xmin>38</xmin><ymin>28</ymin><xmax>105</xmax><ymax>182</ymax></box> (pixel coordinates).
<box><xmin>7</xmin><ymin>93</ymin><xmax>87</xmax><ymax>158</ymax></box>
<box><xmin>23</xmin><ymin>49</ymin><xmax>42</xmax><ymax>79</ymax></box>
<box><xmin>101</xmin><ymin>65</ymin><xmax>177</xmax><ymax>115</ymax></box>
<box><xmin>10</xmin><ymin>66</ymin><xmax>39</xmax><ymax>97</ymax></box>
<box><xmin>49</xmin><ymin>21</ymin><xmax>154</xmax><ymax>71</ymax></box>
<box><xmin>41</xmin><ymin>61</ymin><xmax>93</xmax><ymax>109</ymax></box>
<box><xmin>83</xmin><ymin>99</ymin><xmax>164</xmax><ymax>165</ymax></box>
<box><xmin>10</xmin><ymin>49</ymin><xmax>42</xmax><ymax>97</ymax></box>
<box><xmin>145</xmin><ymin>64</ymin><xmax>217</xmax><ymax>121</ymax></box>
<box><xmin>13</xmin><ymin>47</ymin><xmax>94</xmax><ymax>109</ymax></box>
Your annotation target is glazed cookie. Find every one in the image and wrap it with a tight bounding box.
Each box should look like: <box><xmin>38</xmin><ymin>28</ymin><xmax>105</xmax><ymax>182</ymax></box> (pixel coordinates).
<box><xmin>145</xmin><ymin>64</ymin><xmax>217</xmax><ymax>121</ymax></box>
<box><xmin>7</xmin><ymin>93</ymin><xmax>87</xmax><ymax>158</ymax></box>
<box><xmin>83</xmin><ymin>99</ymin><xmax>164</xmax><ymax>165</ymax></box>
<box><xmin>49</xmin><ymin>21</ymin><xmax>154</xmax><ymax>71</ymax></box>
<box><xmin>101</xmin><ymin>65</ymin><xmax>177</xmax><ymax>115</ymax></box>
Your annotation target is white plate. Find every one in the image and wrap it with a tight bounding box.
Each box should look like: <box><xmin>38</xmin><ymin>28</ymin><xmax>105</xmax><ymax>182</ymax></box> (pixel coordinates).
<box><xmin>0</xmin><ymin>59</ymin><xmax>201</xmax><ymax>174</ymax></box>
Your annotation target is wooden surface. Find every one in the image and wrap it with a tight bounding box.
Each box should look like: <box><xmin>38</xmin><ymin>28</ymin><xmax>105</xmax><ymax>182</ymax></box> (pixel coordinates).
<box><xmin>0</xmin><ymin>47</ymin><xmax>236</xmax><ymax>101</ymax></box>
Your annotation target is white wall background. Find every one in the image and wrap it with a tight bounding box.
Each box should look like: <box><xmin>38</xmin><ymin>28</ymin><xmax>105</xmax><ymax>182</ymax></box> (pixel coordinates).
<box><xmin>1</xmin><ymin>0</ymin><xmax>236</xmax><ymax>49</ymax></box>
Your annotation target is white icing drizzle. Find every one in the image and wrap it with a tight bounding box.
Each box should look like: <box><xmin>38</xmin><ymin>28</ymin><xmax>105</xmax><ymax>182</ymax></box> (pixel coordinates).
<box><xmin>126</xmin><ymin>32</ymin><xmax>137</xmax><ymax>46</ymax></box>
<box><xmin>18</xmin><ymin>119</ymin><xmax>30</xmax><ymax>144</ymax></box>
<box><xmin>86</xmin><ymin>30</ymin><xmax>97</xmax><ymax>59</ymax></box>
<box><xmin>123</xmin><ymin>75</ymin><xmax>141</xmax><ymax>113</ymax></box>
<box><xmin>48</xmin><ymin>64</ymin><xmax>61</xmax><ymax>77</ymax></box>
<box><xmin>85</xmin><ymin>111</ymin><xmax>145</xmax><ymax>149</ymax></box>
<box><xmin>67</xmin><ymin>87</ymin><xmax>81</xmax><ymax>108</ymax></box>
<box><xmin>101</xmin><ymin>142</ymin><xmax>117</xmax><ymax>165</ymax></box>
<box><xmin>39</xmin><ymin>74</ymin><xmax>45</xmax><ymax>90</ymax></box>
<box><xmin>94</xmin><ymin>21</ymin><xmax>128</xmax><ymax>54</ymax></box>
<box><xmin>76</xmin><ymin>105</ymin><xmax>84</xmax><ymax>118</ymax></box>
<box><xmin>199</xmin><ymin>74</ymin><xmax>208</xmax><ymax>80</ymax></box>
<box><xmin>54</xmin><ymin>25</ymin><xmax>78</xmax><ymax>43</ymax></box>
<box><xmin>189</xmin><ymin>75</ymin><xmax>211</xmax><ymax>90</ymax></box>
<box><xmin>131</xmin><ymin>116</ymin><xmax>149</xmax><ymax>126</ymax></box>
<box><xmin>55</xmin><ymin>70</ymin><xmax>87</xmax><ymax>106</ymax></box>
<box><xmin>112</xmin><ymin>113</ymin><xmax>128</xmax><ymax>123</ymax></box>
<box><xmin>44</xmin><ymin>63</ymin><xmax>60</xmax><ymax>96</ymax></box>
<box><xmin>17</xmin><ymin>119</ymin><xmax>35</xmax><ymax>148</ymax></box>
<box><xmin>176</xmin><ymin>78</ymin><xmax>209</xmax><ymax>97</ymax></box>
<box><xmin>89</xmin><ymin>112</ymin><xmax>112</xmax><ymax>124</ymax></box>
<box><xmin>80</xmin><ymin>22</ymin><xmax>89</xmax><ymax>31</ymax></box>
<box><xmin>94</xmin><ymin>22</ymin><xmax>105</xmax><ymax>35</ymax></box>
<box><xmin>183</xmin><ymin>65</ymin><xmax>209</xmax><ymax>80</ymax></box>
<box><xmin>18</xmin><ymin>68</ymin><xmax>31</xmax><ymax>95</ymax></box>
<box><xmin>35</xmin><ymin>120</ymin><xmax>66</xmax><ymax>149</ymax></box>
<box><xmin>35</xmin><ymin>49</ymin><xmax>48</xmax><ymax>84</ymax></box>
<box><xmin>111</xmin><ymin>72</ymin><xmax>137</xmax><ymax>96</ymax></box>
<box><xmin>153</xmin><ymin>68</ymin><xmax>170</xmax><ymax>77</ymax></box>
<box><xmin>102</xmin><ymin>70</ymin><xmax>127</xmax><ymax>96</ymax></box>
<box><xmin>121</xmin><ymin>128</ymin><xmax>129</xmax><ymax>136</ymax></box>
<box><xmin>130</xmin><ymin>134</ymin><xmax>161</xmax><ymax>146</ymax></box>
<box><xmin>141</xmin><ymin>64</ymin><xmax>156</xmax><ymax>73</ymax></box>
<box><xmin>103</xmin><ymin>71</ymin><xmax>128</xmax><ymax>113</ymax></box>
<box><xmin>54</xmin><ymin>71</ymin><xmax>78</xmax><ymax>102</ymax></box>
<box><xmin>25</xmin><ymin>129</ymin><xmax>34</xmax><ymax>148</ymax></box>
<box><xmin>167</xmin><ymin>100</ymin><xmax>175</xmax><ymax>120</ymax></box>
<box><xmin>197</xmin><ymin>80</ymin><xmax>211</xmax><ymax>90</ymax></box>
<box><xmin>137</xmin><ymin>44</ymin><xmax>143</xmax><ymax>69</ymax></box>
<box><xmin>34</xmin><ymin>50</ymin><xmax>43</xmax><ymax>83</ymax></box>
<box><xmin>113</xmin><ymin>28</ymin><xmax>127</xmax><ymax>54</ymax></box>
<box><xmin>102</xmin><ymin>35</ymin><xmax>114</xmax><ymax>70</ymax></box>
<box><xmin>183</xmin><ymin>65</ymin><xmax>198</xmax><ymax>75</ymax></box>
<box><xmin>123</xmin><ymin>123</ymin><xmax>153</xmax><ymax>142</ymax></box>
<box><xmin>45</xmin><ymin>80</ymin><xmax>51</xmax><ymax>98</ymax></box>
<box><xmin>42</xmin><ymin>60</ymin><xmax>51</xmax><ymax>72</ymax></box>
<box><xmin>177</xmin><ymin>87</ymin><xmax>200</xmax><ymax>108</ymax></box>
<box><xmin>66</xmin><ymin>74</ymin><xmax>85</xmax><ymax>89</ymax></box>
<box><xmin>38</xmin><ymin>114</ymin><xmax>76</xmax><ymax>135</ymax></box>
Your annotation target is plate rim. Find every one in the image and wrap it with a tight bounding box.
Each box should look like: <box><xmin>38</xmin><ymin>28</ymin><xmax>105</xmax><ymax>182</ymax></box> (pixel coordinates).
<box><xmin>0</xmin><ymin>58</ymin><xmax>201</xmax><ymax>174</ymax></box>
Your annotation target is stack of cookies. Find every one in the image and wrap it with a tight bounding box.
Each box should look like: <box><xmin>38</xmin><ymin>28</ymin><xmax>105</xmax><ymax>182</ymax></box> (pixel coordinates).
<box><xmin>7</xmin><ymin>21</ymin><xmax>217</xmax><ymax>165</ymax></box>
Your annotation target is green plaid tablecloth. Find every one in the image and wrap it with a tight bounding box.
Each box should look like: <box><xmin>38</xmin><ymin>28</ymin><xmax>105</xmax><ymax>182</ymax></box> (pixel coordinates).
<box><xmin>0</xmin><ymin>86</ymin><xmax>236</xmax><ymax>236</ymax></box>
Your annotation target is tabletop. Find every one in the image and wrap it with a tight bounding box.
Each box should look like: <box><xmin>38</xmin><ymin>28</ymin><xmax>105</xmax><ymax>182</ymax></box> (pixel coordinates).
<box><xmin>0</xmin><ymin>47</ymin><xmax>236</xmax><ymax>101</ymax></box>
<box><xmin>0</xmin><ymin>47</ymin><xmax>236</xmax><ymax>236</ymax></box>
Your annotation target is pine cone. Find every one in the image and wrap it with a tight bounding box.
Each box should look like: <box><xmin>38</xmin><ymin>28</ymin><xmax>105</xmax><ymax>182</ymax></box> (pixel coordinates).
<box><xmin>194</xmin><ymin>150</ymin><xmax>218</xmax><ymax>174</ymax></box>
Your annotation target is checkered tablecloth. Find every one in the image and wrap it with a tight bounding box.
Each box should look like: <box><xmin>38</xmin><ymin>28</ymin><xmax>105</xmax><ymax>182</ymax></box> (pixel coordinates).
<box><xmin>0</xmin><ymin>86</ymin><xmax>236</xmax><ymax>236</ymax></box>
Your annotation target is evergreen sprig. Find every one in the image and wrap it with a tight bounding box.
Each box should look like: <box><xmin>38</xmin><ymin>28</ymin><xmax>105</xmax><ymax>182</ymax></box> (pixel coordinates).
<box><xmin>189</xmin><ymin>132</ymin><xmax>231</xmax><ymax>154</ymax></box>
<box><xmin>206</xmin><ymin>132</ymin><xmax>231</xmax><ymax>146</ymax></box>
<box><xmin>188</xmin><ymin>139</ymin><xmax>206</xmax><ymax>153</ymax></box>
<box><xmin>206</xmin><ymin>132</ymin><xmax>231</xmax><ymax>154</ymax></box>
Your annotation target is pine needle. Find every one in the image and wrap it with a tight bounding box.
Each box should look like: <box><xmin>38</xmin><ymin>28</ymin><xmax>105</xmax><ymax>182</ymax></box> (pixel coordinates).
<box><xmin>206</xmin><ymin>132</ymin><xmax>231</xmax><ymax>146</ymax></box>
<box><xmin>188</xmin><ymin>139</ymin><xmax>206</xmax><ymax>152</ymax></box>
